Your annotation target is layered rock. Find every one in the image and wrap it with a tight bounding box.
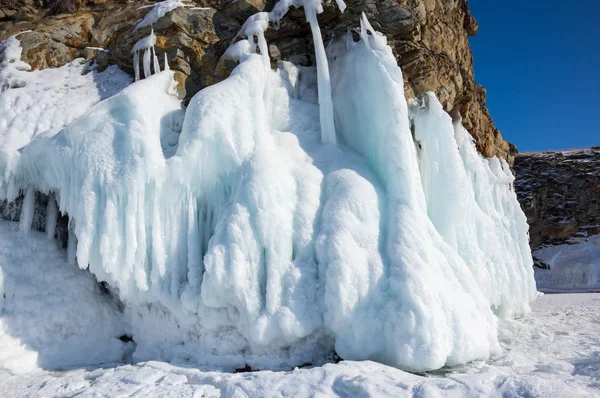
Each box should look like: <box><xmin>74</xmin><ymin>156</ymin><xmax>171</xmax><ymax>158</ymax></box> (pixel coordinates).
<box><xmin>514</xmin><ymin>147</ymin><xmax>600</xmax><ymax>255</ymax></box>
<box><xmin>0</xmin><ymin>0</ymin><xmax>515</xmax><ymax>162</ymax></box>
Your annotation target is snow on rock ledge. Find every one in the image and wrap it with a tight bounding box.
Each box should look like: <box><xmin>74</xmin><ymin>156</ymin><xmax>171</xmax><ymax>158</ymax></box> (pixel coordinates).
<box><xmin>0</xmin><ymin>6</ymin><xmax>536</xmax><ymax>372</ymax></box>
<box><xmin>0</xmin><ymin>34</ymin><xmax>131</xmax><ymax>153</ymax></box>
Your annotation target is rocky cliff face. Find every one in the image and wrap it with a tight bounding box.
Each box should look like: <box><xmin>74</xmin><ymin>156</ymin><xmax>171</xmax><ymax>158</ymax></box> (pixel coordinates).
<box><xmin>0</xmin><ymin>0</ymin><xmax>515</xmax><ymax>163</ymax></box>
<box><xmin>514</xmin><ymin>147</ymin><xmax>600</xmax><ymax>254</ymax></box>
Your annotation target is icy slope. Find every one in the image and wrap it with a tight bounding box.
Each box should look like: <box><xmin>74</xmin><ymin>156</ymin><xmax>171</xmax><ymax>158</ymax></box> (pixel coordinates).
<box><xmin>0</xmin><ymin>4</ymin><xmax>536</xmax><ymax>372</ymax></box>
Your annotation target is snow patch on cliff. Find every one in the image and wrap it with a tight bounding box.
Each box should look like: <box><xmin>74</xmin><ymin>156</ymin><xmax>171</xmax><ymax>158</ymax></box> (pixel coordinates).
<box><xmin>0</xmin><ymin>34</ymin><xmax>131</xmax><ymax>153</ymax></box>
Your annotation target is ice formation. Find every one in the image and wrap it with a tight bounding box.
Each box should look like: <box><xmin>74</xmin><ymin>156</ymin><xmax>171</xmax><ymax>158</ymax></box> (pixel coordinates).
<box><xmin>0</xmin><ymin>0</ymin><xmax>536</xmax><ymax>372</ymax></box>
<box><xmin>0</xmin><ymin>221</ymin><xmax>127</xmax><ymax>374</ymax></box>
<box><xmin>132</xmin><ymin>30</ymin><xmax>162</xmax><ymax>81</ymax></box>
<box><xmin>235</xmin><ymin>0</ymin><xmax>344</xmax><ymax>144</ymax></box>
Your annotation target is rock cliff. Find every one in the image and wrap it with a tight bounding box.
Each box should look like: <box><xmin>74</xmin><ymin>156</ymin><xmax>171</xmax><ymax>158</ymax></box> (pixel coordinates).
<box><xmin>0</xmin><ymin>0</ymin><xmax>515</xmax><ymax>162</ymax></box>
<box><xmin>514</xmin><ymin>147</ymin><xmax>600</xmax><ymax>255</ymax></box>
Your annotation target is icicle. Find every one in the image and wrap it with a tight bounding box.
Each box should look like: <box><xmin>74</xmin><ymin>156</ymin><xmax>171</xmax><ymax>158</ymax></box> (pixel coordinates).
<box><xmin>303</xmin><ymin>3</ymin><xmax>336</xmax><ymax>145</ymax></box>
<box><xmin>67</xmin><ymin>222</ymin><xmax>77</xmax><ymax>265</ymax></box>
<box><xmin>234</xmin><ymin>0</ymin><xmax>340</xmax><ymax>144</ymax></box>
<box><xmin>143</xmin><ymin>48</ymin><xmax>152</xmax><ymax>79</ymax></box>
<box><xmin>164</xmin><ymin>53</ymin><xmax>170</xmax><ymax>71</ymax></box>
<box><xmin>45</xmin><ymin>193</ymin><xmax>58</xmax><ymax>240</ymax></box>
<box><xmin>152</xmin><ymin>46</ymin><xmax>161</xmax><ymax>74</ymax></box>
<box><xmin>19</xmin><ymin>187</ymin><xmax>35</xmax><ymax>233</ymax></box>
<box><xmin>133</xmin><ymin>50</ymin><xmax>140</xmax><ymax>82</ymax></box>
<box><xmin>131</xmin><ymin>29</ymin><xmax>158</xmax><ymax>80</ymax></box>
<box><xmin>335</xmin><ymin>0</ymin><xmax>346</xmax><ymax>13</ymax></box>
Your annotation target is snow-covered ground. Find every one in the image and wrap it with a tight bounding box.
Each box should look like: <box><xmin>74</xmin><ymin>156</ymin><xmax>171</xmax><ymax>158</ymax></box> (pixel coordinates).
<box><xmin>0</xmin><ymin>220</ymin><xmax>596</xmax><ymax>397</ymax></box>
<box><xmin>2</xmin><ymin>296</ymin><xmax>600</xmax><ymax>397</ymax></box>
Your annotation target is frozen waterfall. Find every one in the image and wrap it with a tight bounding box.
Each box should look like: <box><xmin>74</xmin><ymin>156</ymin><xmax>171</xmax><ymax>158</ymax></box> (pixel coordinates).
<box><xmin>0</xmin><ymin>1</ymin><xmax>536</xmax><ymax>372</ymax></box>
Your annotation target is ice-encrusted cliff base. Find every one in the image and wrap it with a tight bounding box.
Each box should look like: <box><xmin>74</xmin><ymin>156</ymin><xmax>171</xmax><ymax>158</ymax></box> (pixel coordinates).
<box><xmin>0</xmin><ymin>2</ymin><xmax>535</xmax><ymax>374</ymax></box>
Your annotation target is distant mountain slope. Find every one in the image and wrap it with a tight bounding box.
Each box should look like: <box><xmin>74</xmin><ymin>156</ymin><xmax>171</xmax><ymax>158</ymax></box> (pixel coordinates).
<box><xmin>515</xmin><ymin>147</ymin><xmax>600</xmax><ymax>291</ymax></box>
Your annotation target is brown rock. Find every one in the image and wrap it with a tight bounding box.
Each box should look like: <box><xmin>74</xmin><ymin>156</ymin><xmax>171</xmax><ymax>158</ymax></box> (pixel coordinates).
<box><xmin>0</xmin><ymin>0</ymin><xmax>515</xmax><ymax>163</ymax></box>
<box><xmin>514</xmin><ymin>148</ymin><xmax>600</xmax><ymax>252</ymax></box>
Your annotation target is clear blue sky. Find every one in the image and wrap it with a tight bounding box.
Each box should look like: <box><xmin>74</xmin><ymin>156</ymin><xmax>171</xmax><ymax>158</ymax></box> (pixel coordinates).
<box><xmin>468</xmin><ymin>1</ymin><xmax>599</xmax><ymax>152</ymax></box>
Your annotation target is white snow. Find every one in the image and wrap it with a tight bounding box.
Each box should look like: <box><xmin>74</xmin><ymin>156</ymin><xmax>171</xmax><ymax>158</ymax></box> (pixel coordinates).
<box><xmin>85</xmin><ymin>46</ymin><xmax>108</xmax><ymax>52</ymax></box>
<box><xmin>0</xmin><ymin>217</ymin><xmax>594</xmax><ymax>396</ymax></box>
<box><xmin>534</xmin><ymin>234</ymin><xmax>600</xmax><ymax>292</ymax></box>
<box><xmin>1</xmin><ymin>288</ymin><xmax>599</xmax><ymax>397</ymax></box>
<box><xmin>0</xmin><ymin>221</ymin><xmax>128</xmax><ymax>376</ymax></box>
<box><xmin>0</xmin><ymin>4</ymin><xmax>536</xmax><ymax>374</ymax></box>
<box><xmin>0</xmin><ymin>34</ymin><xmax>131</xmax><ymax>152</ymax></box>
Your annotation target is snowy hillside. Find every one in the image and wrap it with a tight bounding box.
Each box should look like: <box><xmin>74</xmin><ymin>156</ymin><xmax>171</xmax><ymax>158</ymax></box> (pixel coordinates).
<box><xmin>0</xmin><ymin>0</ymin><xmax>536</xmax><ymax>379</ymax></box>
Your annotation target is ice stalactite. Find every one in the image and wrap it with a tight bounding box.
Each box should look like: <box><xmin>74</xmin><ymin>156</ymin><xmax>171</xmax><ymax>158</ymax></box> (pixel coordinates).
<box><xmin>131</xmin><ymin>30</ymin><xmax>160</xmax><ymax>81</ymax></box>
<box><xmin>163</xmin><ymin>53</ymin><xmax>170</xmax><ymax>71</ymax></box>
<box><xmin>305</xmin><ymin>5</ymin><xmax>336</xmax><ymax>144</ymax></box>
<box><xmin>133</xmin><ymin>50</ymin><xmax>140</xmax><ymax>82</ymax></box>
<box><xmin>143</xmin><ymin>48</ymin><xmax>152</xmax><ymax>78</ymax></box>
<box><xmin>19</xmin><ymin>187</ymin><xmax>34</xmax><ymax>233</ymax></box>
<box><xmin>67</xmin><ymin>223</ymin><xmax>77</xmax><ymax>266</ymax></box>
<box><xmin>45</xmin><ymin>193</ymin><xmax>58</xmax><ymax>240</ymax></box>
<box><xmin>0</xmin><ymin>1</ymin><xmax>536</xmax><ymax>372</ymax></box>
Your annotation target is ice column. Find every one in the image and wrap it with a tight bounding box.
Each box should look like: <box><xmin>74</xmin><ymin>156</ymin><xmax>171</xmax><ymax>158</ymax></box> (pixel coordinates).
<box><xmin>19</xmin><ymin>187</ymin><xmax>34</xmax><ymax>233</ymax></box>
<box><xmin>303</xmin><ymin>1</ymin><xmax>337</xmax><ymax>145</ymax></box>
<box><xmin>67</xmin><ymin>223</ymin><xmax>77</xmax><ymax>265</ymax></box>
<box><xmin>133</xmin><ymin>50</ymin><xmax>140</xmax><ymax>81</ymax></box>
<box><xmin>45</xmin><ymin>193</ymin><xmax>58</xmax><ymax>240</ymax></box>
<box><xmin>152</xmin><ymin>47</ymin><xmax>160</xmax><ymax>75</ymax></box>
<box><xmin>164</xmin><ymin>53</ymin><xmax>170</xmax><ymax>71</ymax></box>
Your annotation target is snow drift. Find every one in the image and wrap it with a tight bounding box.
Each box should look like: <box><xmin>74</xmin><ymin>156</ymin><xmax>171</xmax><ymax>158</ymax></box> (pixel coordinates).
<box><xmin>0</xmin><ymin>0</ymin><xmax>536</xmax><ymax>372</ymax></box>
